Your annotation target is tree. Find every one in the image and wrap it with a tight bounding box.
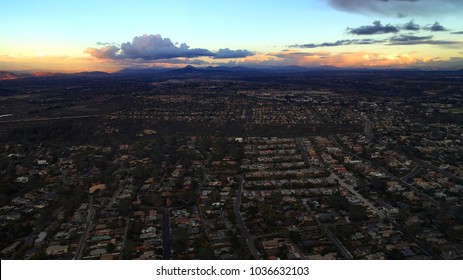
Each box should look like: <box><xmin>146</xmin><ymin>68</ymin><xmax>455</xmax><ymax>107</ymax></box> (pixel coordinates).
<box><xmin>348</xmin><ymin>204</ymin><xmax>368</xmax><ymax>222</ymax></box>
<box><xmin>142</xmin><ymin>192</ymin><xmax>164</xmax><ymax>207</ymax></box>
<box><xmin>107</xmin><ymin>242</ymin><xmax>116</xmax><ymax>253</ymax></box>
<box><xmin>279</xmin><ymin>244</ymin><xmax>289</xmax><ymax>259</ymax></box>
<box><xmin>271</xmin><ymin>192</ymin><xmax>283</xmax><ymax>204</ymax></box>
<box><xmin>171</xmin><ymin>228</ymin><xmax>188</xmax><ymax>253</ymax></box>
<box><xmin>117</xmin><ymin>198</ymin><xmax>131</xmax><ymax>216</ymax></box>
<box><xmin>290</xmin><ymin>231</ymin><xmax>301</xmax><ymax>243</ymax></box>
<box><xmin>329</xmin><ymin>194</ymin><xmax>349</xmax><ymax>211</ymax></box>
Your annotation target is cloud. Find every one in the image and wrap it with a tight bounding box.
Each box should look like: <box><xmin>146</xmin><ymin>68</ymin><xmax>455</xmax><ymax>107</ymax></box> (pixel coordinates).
<box><xmin>290</xmin><ymin>39</ymin><xmax>387</xmax><ymax>48</ymax></box>
<box><xmin>401</xmin><ymin>20</ymin><xmax>421</xmax><ymax>31</ymax></box>
<box><xmin>85</xmin><ymin>45</ymin><xmax>119</xmax><ymax>59</ymax></box>
<box><xmin>389</xmin><ymin>34</ymin><xmax>460</xmax><ymax>45</ymax></box>
<box><xmin>119</xmin><ymin>34</ymin><xmax>213</xmax><ymax>59</ymax></box>
<box><xmin>424</xmin><ymin>22</ymin><xmax>448</xmax><ymax>32</ymax></box>
<box><xmin>389</xmin><ymin>34</ymin><xmax>433</xmax><ymax>42</ymax></box>
<box><xmin>413</xmin><ymin>56</ymin><xmax>463</xmax><ymax>69</ymax></box>
<box><xmin>85</xmin><ymin>34</ymin><xmax>253</xmax><ymax>60</ymax></box>
<box><xmin>290</xmin><ymin>32</ymin><xmax>461</xmax><ymax>49</ymax></box>
<box><xmin>239</xmin><ymin>50</ymin><xmax>422</xmax><ymax>68</ymax></box>
<box><xmin>451</xmin><ymin>31</ymin><xmax>463</xmax><ymax>35</ymax></box>
<box><xmin>348</xmin><ymin>21</ymin><xmax>399</xmax><ymax>35</ymax></box>
<box><xmin>327</xmin><ymin>0</ymin><xmax>463</xmax><ymax>16</ymax></box>
<box><xmin>347</xmin><ymin>20</ymin><xmax>450</xmax><ymax>35</ymax></box>
<box><xmin>213</xmin><ymin>48</ymin><xmax>254</xmax><ymax>59</ymax></box>
<box><xmin>96</xmin><ymin>42</ymin><xmax>116</xmax><ymax>46</ymax></box>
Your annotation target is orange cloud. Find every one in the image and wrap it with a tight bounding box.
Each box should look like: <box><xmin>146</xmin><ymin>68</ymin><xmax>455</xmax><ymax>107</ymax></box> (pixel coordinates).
<box><xmin>236</xmin><ymin>49</ymin><xmax>428</xmax><ymax>68</ymax></box>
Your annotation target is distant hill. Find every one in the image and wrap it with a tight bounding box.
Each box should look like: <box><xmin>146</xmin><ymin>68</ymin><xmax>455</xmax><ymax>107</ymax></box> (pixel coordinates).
<box><xmin>0</xmin><ymin>70</ymin><xmax>20</xmax><ymax>80</ymax></box>
<box><xmin>2</xmin><ymin>66</ymin><xmax>462</xmax><ymax>86</ymax></box>
<box><xmin>116</xmin><ymin>67</ymin><xmax>166</xmax><ymax>75</ymax></box>
<box><xmin>74</xmin><ymin>71</ymin><xmax>110</xmax><ymax>77</ymax></box>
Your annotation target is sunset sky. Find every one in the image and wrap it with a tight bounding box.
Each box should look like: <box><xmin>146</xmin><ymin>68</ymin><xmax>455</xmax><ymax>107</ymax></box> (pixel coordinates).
<box><xmin>1</xmin><ymin>0</ymin><xmax>463</xmax><ymax>72</ymax></box>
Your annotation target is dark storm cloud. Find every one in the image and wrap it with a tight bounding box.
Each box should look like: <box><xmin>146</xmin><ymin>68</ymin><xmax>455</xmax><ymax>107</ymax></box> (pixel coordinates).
<box><xmin>347</xmin><ymin>21</ymin><xmax>399</xmax><ymax>35</ymax></box>
<box><xmin>424</xmin><ymin>22</ymin><xmax>448</xmax><ymax>32</ymax></box>
<box><xmin>290</xmin><ymin>39</ymin><xmax>387</xmax><ymax>48</ymax></box>
<box><xmin>85</xmin><ymin>34</ymin><xmax>253</xmax><ymax>60</ymax></box>
<box><xmin>401</xmin><ymin>20</ymin><xmax>421</xmax><ymax>31</ymax></box>
<box><xmin>327</xmin><ymin>0</ymin><xmax>463</xmax><ymax>16</ymax></box>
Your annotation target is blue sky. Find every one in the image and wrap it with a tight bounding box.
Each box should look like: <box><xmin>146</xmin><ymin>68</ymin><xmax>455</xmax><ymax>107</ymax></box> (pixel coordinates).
<box><xmin>1</xmin><ymin>0</ymin><xmax>462</xmax><ymax>71</ymax></box>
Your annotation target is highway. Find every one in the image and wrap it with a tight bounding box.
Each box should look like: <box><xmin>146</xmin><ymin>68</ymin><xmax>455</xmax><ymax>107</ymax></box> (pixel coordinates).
<box><xmin>0</xmin><ymin>114</ymin><xmax>100</xmax><ymax>124</ymax></box>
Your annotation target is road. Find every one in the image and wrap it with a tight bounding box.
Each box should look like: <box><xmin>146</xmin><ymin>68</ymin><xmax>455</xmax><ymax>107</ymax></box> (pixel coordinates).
<box><xmin>330</xmin><ymin>135</ymin><xmax>441</xmax><ymax>208</ymax></box>
<box><xmin>160</xmin><ymin>208</ymin><xmax>172</xmax><ymax>260</ymax></box>
<box><xmin>104</xmin><ymin>178</ymin><xmax>126</xmax><ymax>212</ymax></box>
<box><xmin>0</xmin><ymin>114</ymin><xmax>100</xmax><ymax>124</ymax></box>
<box><xmin>329</xmin><ymin>173</ymin><xmax>385</xmax><ymax>219</ymax></box>
<box><xmin>391</xmin><ymin>220</ymin><xmax>440</xmax><ymax>259</ymax></box>
<box><xmin>295</xmin><ymin>138</ymin><xmax>311</xmax><ymax>168</ymax></box>
<box><xmin>361</xmin><ymin>115</ymin><xmax>374</xmax><ymax>141</ymax></box>
<box><xmin>301</xmin><ymin>199</ymin><xmax>353</xmax><ymax>259</ymax></box>
<box><xmin>119</xmin><ymin>217</ymin><xmax>130</xmax><ymax>259</ymax></box>
<box><xmin>234</xmin><ymin>176</ymin><xmax>261</xmax><ymax>259</ymax></box>
<box><xmin>60</xmin><ymin>169</ymin><xmax>68</xmax><ymax>186</ymax></box>
<box><xmin>416</xmin><ymin>159</ymin><xmax>463</xmax><ymax>183</ymax></box>
<box><xmin>75</xmin><ymin>195</ymin><xmax>95</xmax><ymax>259</ymax></box>
<box><xmin>401</xmin><ymin>161</ymin><xmax>424</xmax><ymax>181</ymax></box>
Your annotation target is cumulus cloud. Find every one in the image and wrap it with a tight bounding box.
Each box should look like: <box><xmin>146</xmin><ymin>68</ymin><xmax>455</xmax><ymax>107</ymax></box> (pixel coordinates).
<box><xmin>85</xmin><ymin>34</ymin><xmax>253</xmax><ymax>60</ymax></box>
<box><xmin>347</xmin><ymin>21</ymin><xmax>399</xmax><ymax>35</ymax></box>
<box><xmin>119</xmin><ymin>34</ymin><xmax>213</xmax><ymax>59</ymax></box>
<box><xmin>327</xmin><ymin>0</ymin><xmax>463</xmax><ymax>16</ymax></box>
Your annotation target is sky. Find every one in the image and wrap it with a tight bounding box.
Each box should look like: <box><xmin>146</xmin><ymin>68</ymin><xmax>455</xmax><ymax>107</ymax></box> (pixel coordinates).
<box><xmin>1</xmin><ymin>0</ymin><xmax>463</xmax><ymax>72</ymax></box>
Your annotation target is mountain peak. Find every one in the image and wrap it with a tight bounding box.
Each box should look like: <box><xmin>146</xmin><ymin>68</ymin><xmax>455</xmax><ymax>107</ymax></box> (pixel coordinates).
<box><xmin>183</xmin><ymin>65</ymin><xmax>196</xmax><ymax>70</ymax></box>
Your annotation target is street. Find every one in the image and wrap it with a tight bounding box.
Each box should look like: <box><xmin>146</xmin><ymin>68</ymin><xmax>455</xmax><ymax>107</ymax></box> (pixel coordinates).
<box><xmin>234</xmin><ymin>176</ymin><xmax>261</xmax><ymax>259</ymax></box>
